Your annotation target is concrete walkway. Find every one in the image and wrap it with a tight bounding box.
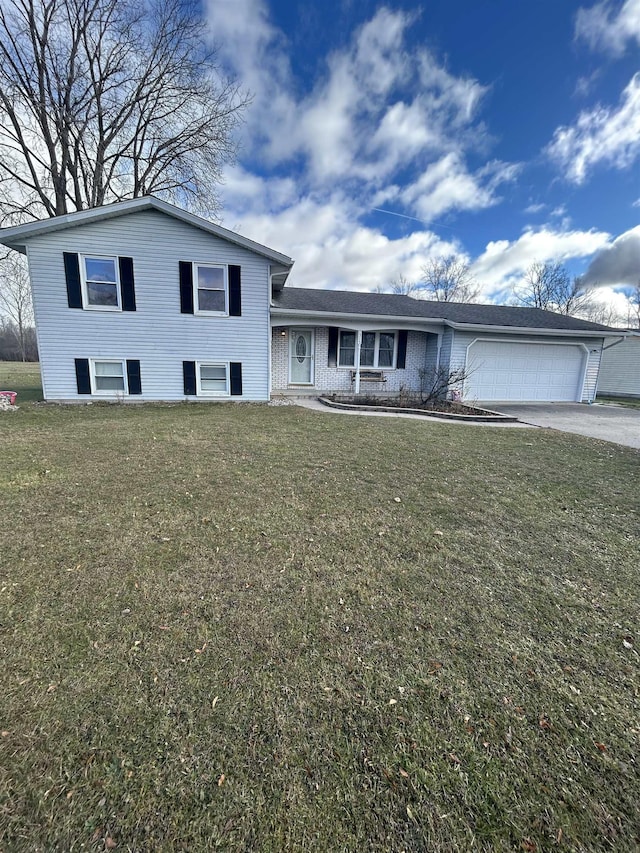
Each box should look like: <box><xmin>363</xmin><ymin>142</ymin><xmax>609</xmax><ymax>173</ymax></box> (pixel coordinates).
<box><xmin>291</xmin><ymin>396</ymin><xmax>528</xmax><ymax>428</ymax></box>
<box><xmin>483</xmin><ymin>402</ymin><xmax>640</xmax><ymax>449</ymax></box>
<box><xmin>287</xmin><ymin>397</ymin><xmax>640</xmax><ymax>448</ymax></box>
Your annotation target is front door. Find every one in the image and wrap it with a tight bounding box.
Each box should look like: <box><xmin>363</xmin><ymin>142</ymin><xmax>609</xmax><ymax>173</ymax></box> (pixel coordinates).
<box><xmin>289</xmin><ymin>329</ymin><xmax>314</xmax><ymax>385</ymax></box>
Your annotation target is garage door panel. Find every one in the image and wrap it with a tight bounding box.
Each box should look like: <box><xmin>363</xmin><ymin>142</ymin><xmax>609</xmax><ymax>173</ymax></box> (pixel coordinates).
<box><xmin>466</xmin><ymin>341</ymin><xmax>584</xmax><ymax>402</ymax></box>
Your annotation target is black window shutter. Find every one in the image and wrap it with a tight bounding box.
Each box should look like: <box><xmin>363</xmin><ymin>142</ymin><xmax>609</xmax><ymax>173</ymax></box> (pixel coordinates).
<box><xmin>183</xmin><ymin>361</ymin><xmax>196</xmax><ymax>395</ymax></box>
<box><xmin>397</xmin><ymin>330</ymin><xmax>408</xmax><ymax>369</ymax></box>
<box><xmin>228</xmin><ymin>265</ymin><xmax>241</xmax><ymax>316</ymax></box>
<box><xmin>179</xmin><ymin>262</ymin><xmax>194</xmax><ymax>314</ymax></box>
<box><xmin>126</xmin><ymin>359</ymin><xmax>142</xmax><ymax>395</ymax></box>
<box><xmin>75</xmin><ymin>358</ymin><xmax>91</xmax><ymax>394</ymax></box>
<box><xmin>119</xmin><ymin>257</ymin><xmax>136</xmax><ymax>311</ymax></box>
<box><xmin>64</xmin><ymin>253</ymin><xmax>83</xmax><ymax>309</ymax></box>
<box><xmin>327</xmin><ymin>327</ymin><xmax>339</xmax><ymax>367</ymax></box>
<box><xmin>230</xmin><ymin>362</ymin><xmax>243</xmax><ymax>396</ymax></box>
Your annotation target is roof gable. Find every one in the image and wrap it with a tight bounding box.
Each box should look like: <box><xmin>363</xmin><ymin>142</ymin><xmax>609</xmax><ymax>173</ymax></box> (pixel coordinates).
<box><xmin>0</xmin><ymin>196</ymin><xmax>293</xmax><ymax>267</ymax></box>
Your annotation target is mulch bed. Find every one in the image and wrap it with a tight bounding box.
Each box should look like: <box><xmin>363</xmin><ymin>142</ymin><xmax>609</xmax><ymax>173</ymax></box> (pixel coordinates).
<box><xmin>323</xmin><ymin>395</ymin><xmax>499</xmax><ymax>417</ymax></box>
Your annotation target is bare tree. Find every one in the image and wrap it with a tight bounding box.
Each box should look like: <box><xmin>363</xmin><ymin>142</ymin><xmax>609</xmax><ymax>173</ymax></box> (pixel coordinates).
<box><xmin>0</xmin><ymin>0</ymin><xmax>249</xmax><ymax>224</ymax></box>
<box><xmin>375</xmin><ymin>274</ymin><xmax>422</xmax><ymax>297</ymax></box>
<box><xmin>420</xmin><ymin>255</ymin><xmax>479</xmax><ymax>302</ymax></box>
<box><xmin>628</xmin><ymin>284</ymin><xmax>640</xmax><ymax>328</ymax></box>
<box><xmin>418</xmin><ymin>365</ymin><xmax>471</xmax><ymax>403</ymax></box>
<box><xmin>580</xmin><ymin>300</ymin><xmax>624</xmax><ymax>328</ymax></box>
<box><xmin>515</xmin><ymin>262</ymin><xmax>594</xmax><ymax>316</ymax></box>
<box><xmin>0</xmin><ymin>251</ymin><xmax>33</xmax><ymax>360</ymax></box>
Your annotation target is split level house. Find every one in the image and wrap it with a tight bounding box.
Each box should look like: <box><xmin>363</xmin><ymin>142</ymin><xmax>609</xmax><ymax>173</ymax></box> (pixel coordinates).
<box><xmin>0</xmin><ymin>197</ymin><xmax>623</xmax><ymax>404</ymax></box>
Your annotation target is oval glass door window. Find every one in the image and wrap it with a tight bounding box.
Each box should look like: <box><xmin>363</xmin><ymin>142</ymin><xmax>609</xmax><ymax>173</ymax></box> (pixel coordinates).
<box><xmin>290</xmin><ymin>329</ymin><xmax>314</xmax><ymax>384</ymax></box>
<box><xmin>296</xmin><ymin>335</ymin><xmax>307</xmax><ymax>362</ymax></box>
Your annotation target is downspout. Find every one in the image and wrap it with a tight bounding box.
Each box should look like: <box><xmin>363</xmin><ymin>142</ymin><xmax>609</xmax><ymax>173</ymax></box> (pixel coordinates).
<box><xmin>354</xmin><ymin>329</ymin><xmax>362</xmax><ymax>395</ymax></box>
<box><xmin>267</xmin><ymin>269</ymin><xmax>273</xmax><ymax>400</ymax></box>
<box><xmin>593</xmin><ymin>336</ymin><xmax>626</xmax><ymax>403</ymax></box>
<box><xmin>602</xmin><ymin>336</ymin><xmax>627</xmax><ymax>351</ymax></box>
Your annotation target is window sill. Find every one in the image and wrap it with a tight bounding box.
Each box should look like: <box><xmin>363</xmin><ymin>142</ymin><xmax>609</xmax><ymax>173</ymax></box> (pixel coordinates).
<box><xmin>83</xmin><ymin>305</ymin><xmax>122</xmax><ymax>312</ymax></box>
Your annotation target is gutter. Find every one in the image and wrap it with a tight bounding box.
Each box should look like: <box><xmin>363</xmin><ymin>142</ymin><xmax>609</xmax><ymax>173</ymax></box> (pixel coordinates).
<box><xmin>442</xmin><ymin>320</ymin><xmax>625</xmax><ymax>338</ymax></box>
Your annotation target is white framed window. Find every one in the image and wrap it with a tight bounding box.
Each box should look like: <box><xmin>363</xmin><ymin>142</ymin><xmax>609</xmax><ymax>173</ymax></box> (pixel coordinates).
<box><xmin>196</xmin><ymin>362</ymin><xmax>229</xmax><ymax>396</ymax></box>
<box><xmin>90</xmin><ymin>359</ymin><xmax>127</xmax><ymax>395</ymax></box>
<box><xmin>338</xmin><ymin>331</ymin><xmax>397</xmax><ymax>368</ymax></box>
<box><xmin>81</xmin><ymin>255</ymin><xmax>120</xmax><ymax>310</ymax></box>
<box><xmin>194</xmin><ymin>263</ymin><xmax>228</xmax><ymax>314</ymax></box>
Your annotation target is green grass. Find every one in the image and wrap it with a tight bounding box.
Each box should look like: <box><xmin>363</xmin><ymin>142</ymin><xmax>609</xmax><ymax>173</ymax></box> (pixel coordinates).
<box><xmin>1</xmin><ymin>363</ymin><xmax>639</xmax><ymax>851</ymax></box>
<box><xmin>0</xmin><ymin>360</ymin><xmax>44</xmax><ymax>402</ymax></box>
<box><xmin>597</xmin><ymin>394</ymin><xmax>640</xmax><ymax>409</ymax></box>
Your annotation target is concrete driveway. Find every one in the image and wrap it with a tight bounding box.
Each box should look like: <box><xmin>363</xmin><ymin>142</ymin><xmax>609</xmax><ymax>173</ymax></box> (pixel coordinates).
<box><xmin>484</xmin><ymin>403</ymin><xmax>640</xmax><ymax>449</ymax></box>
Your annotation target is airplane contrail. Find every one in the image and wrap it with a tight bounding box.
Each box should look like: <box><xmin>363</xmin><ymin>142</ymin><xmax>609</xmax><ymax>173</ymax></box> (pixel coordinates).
<box><xmin>371</xmin><ymin>207</ymin><xmax>455</xmax><ymax>230</ymax></box>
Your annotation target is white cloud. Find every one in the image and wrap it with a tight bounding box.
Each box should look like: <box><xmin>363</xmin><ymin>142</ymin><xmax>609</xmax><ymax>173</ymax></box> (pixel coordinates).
<box><xmin>401</xmin><ymin>155</ymin><xmax>519</xmax><ymax>221</ymax></box>
<box><xmin>471</xmin><ymin>226</ymin><xmax>611</xmax><ymax>296</ymax></box>
<box><xmin>221</xmin><ymin>166</ymin><xmax>298</xmax><ymax>218</ymax></box>
<box><xmin>574</xmin><ymin>71</ymin><xmax>601</xmax><ymax>97</ymax></box>
<box><xmin>575</xmin><ymin>0</ymin><xmax>640</xmax><ymax>55</ymax></box>
<box><xmin>208</xmin><ymin>1</ymin><xmax>515</xmax><ymax>221</ymax></box>
<box><xmin>201</xmin><ymin>2</ymin><xmax>640</xmax><ymax>318</ymax></box>
<box><xmin>587</xmin><ymin>286</ymin><xmax>636</xmax><ymax>324</ymax></box>
<box><xmin>208</xmin><ymin>1</ymin><xmax>495</xmax><ymax>291</ymax></box>
<box><xmin>546</xmin><ymin>73</ymin><xmax>640</xmax><ymax>183</ymax></box>
<box><xmin>222</xmin><ymin>192</ymin><xmax>459</xmax><ymax>291</ymax></box>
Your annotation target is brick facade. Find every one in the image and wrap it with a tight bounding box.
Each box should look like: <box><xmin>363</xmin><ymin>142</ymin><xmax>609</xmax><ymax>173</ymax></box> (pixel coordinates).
<box><xmin>271</xmin><ymin>327</ymin><xmax>436</xmax><ymax>395</ymax></box>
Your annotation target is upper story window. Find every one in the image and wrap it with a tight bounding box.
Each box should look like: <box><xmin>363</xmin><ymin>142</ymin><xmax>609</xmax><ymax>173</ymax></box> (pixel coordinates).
<box><xmin>338</xmin><ymin>331</ymin><xmax>397</xmax><ymax>368</ymax></box>
<box><xmin>195</xmin><ymin>263</ymin><xmax>227</xmax><ymax>314</ymax></box>
<box><xmin>179</xmin><ymin>261</ymin><xmax>240</xmax><ymax>317</ymax></box>
<box><xmin>82</xmin><ymin>256</ymin><xmax>120</xmax><ymax>310</ymax></box>
<box><xmin>64</xmin><ymin>252</ymin><xmax>136</xmax><ymax>312</ymax></box>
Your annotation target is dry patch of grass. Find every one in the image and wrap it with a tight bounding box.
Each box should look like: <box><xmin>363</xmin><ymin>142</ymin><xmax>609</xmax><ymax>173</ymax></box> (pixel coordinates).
<box><xmin>597</xmin><ymin>394</ymin><xmax>640</xmax><ymax>409</ymax></box>
<box><xmin>1</xmin><ymin>364</ymin><xmax>639</xmax><ymax>851</ymax></box>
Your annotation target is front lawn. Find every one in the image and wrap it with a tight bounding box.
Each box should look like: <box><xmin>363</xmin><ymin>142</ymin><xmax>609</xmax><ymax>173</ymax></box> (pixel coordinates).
<box><xmin>1</xmin><ymin>364</ymin><xmax>638</xmax><ymax>851</ymax></box>
<box><xmin>597</xmin><ymin>394</ymin><xmax>640</xmax><ymax>409</ymax></box>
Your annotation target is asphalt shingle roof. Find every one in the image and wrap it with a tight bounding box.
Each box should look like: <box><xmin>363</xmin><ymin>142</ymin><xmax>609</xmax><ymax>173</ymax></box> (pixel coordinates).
<box><xmin>272</xmin><ymin>287</ymin><xmax>615</xmax><ymax>332</ymax></box>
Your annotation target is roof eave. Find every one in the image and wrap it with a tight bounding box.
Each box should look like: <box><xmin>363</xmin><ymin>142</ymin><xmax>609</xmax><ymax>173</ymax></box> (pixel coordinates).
<box><xmin>444</xmin><ymin>320</ymin><xmax>623</xmax><ymax>336</ymax></box>
<box><xmin>270</xmin><ymin>306</ymin><xmax>444</xmax><ymax>328</ymax></box>
<box><xmin>0</xmin><ymin>196</ymin><xmax>294</xmax><ymax>266</ymax></box>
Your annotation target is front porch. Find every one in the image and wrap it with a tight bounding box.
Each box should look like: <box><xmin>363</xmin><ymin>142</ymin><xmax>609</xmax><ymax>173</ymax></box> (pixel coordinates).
<box><xmin>270</xmin><ymin>324</ymin><xmax>442</xmax><ymax>397</ymax></box>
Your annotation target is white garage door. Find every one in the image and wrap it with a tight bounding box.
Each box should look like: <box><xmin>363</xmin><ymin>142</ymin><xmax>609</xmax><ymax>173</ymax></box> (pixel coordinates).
<box><xmin>466</xmin><ymin>341</ymin><xmax>585</xmax><ymax>402</ymax></box>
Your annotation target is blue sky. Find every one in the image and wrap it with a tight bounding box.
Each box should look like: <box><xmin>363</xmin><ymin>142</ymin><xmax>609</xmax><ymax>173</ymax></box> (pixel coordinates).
<box><xmin>207</xmin><ymin>0</ymin><xmax>640</xmax><ymax>319</ymax></box>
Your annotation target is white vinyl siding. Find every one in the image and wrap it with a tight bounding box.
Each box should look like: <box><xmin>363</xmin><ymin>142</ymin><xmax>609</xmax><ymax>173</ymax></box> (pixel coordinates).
<box><xmin>597</xmin><ymin>337</ymin><xmax>640</xmax><ymax>397</ymax></box>
<box><xmin>25</xmin><ymin>208</ymin><xmax>272</xmax><ymax>401</ymax></box>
